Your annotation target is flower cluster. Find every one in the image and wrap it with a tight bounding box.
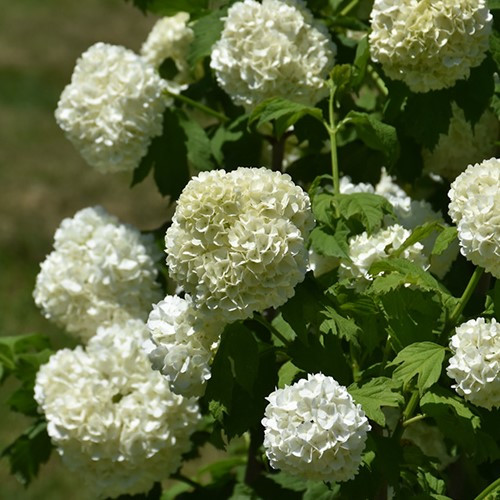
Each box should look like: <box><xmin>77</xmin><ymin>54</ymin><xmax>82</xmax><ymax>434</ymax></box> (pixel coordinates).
<box><xmin>33</xmin><ymin>206</ymin><xmax>162</xmax><ymax>342</ymax></box>
<box><xmin>447</xmin><ymin>317</ymin><xmax>500</xmax><ymax>409</ymax></box>
<box><xmin>145</xmin><ymin>295</ymin><xmax>224</xmax><ymax>397</ymax></box>
<box><xmin>210</xmin><ymin>0</ymin><xmax>336</xmax><ymax>109</ymax></box>
<box><xmin>55</xmin><ymin>43</ymin><xmax>167</xmax><ymax>173</ymax></box>
<box><xmin>34</xmin><ymin>320</ymin><xmax>201</xmax><ymax>498</ymax></box>
<box><xmin>448</xmin><ymin>158</ymin><xmax>500</xmax><ymax>278</ymax></box>
<box><xmin>369</xmin><ymin>0</ymin><xmax>492</xmax><ymax>92</ymax></box>
<box><xmin>141</xmin><ymin>12</ymin><xmax>194</xmax><ymax>90</ymax></box>
<box><xmin>423</xmin><ymin>104</ymin><xmax>499</xmax><ymax>181</ymax></box>
<box><xmin>165</xmin><ymin>167</ymin><xmax>314</xmax><ymax>322</ymax></box>
<box><xmin>262</xmin><ymin>373</ymin><xmax>370</xmax><ymax>482</ymax></box>
<box><xmin>338</xmin><ymin>224</ymin><xmax>428</xmax><ymax>287</ymax></box>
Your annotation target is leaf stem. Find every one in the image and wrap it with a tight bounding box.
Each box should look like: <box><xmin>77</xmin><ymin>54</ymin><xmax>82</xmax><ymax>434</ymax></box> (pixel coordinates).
<box><xmin>474</xmin><ymin>477</ymin><xmax>500</xmax><ymax>500</ymax></box>
<box><xmin>339</xmin><ymin>0</ymin><xmax>360</xmax><ymax>16</ymax></box>
<box><xmin>327</xmin><ymin>83</ymin><xmax>340</xmax><ymax>196</ymax></box>
<box><xmin>367</xmin><ymin>64</ymin><xmax>388</xmax><ymax>97</ymax></box>
<box><xmin>171</xmin><ymin>472</ymin><xmax>201</xmax><ymax>489</ymax></box>
<box><xmin>448</xmin><ymin>266</ymin><xmax>484</xmax><ymax>328</ymax></box>
<box><xmin>165</xmin><ymin>90</ymin><xmax>229</xmax><ymax>122</ymax></box>
<box><xmin>254</xmin><ymin>314</ymin><xmax>291</xmax><ymax>347</ymax></box>
<box><xmin>402</xmin><ymin>413</ymin><xmax>427</xmax><ymax>428</ymax></box>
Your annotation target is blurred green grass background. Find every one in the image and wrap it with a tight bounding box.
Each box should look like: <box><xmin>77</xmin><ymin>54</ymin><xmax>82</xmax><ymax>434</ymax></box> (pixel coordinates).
<box><xmin>0</xmin><ymin>0</ymin><xmax>172</xmax><ymax>497</ymax></box>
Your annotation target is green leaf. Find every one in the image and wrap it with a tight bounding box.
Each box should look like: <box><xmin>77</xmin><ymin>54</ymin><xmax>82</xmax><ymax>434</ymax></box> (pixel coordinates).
<box><xmin>352</xmin><ymin>36</ymin><xmax>370</xmax><ymax>88</ymax></box>
<box><xmin>330</xmin><ymin>64</ymin><xmax>353</xmax><ymax>98</ymax></box>
<box><xmin>309</xmin><ymin>225</ymin><xmax>350</xmax><ymax>260</ymax></box>
<box><xmin>311</xmin><ymin>192</ymin><xmax>335</xmax><ymax>226</ymax></box>
<box><xmin>391</xmin><ymin>221</ymin><xmax>443</xmax><ymax>258</ymax></box>
<box><xmin>336</xmin><ymin>193</ymin><xmax>394</xmax><ymax>234</ymax></box>
<box><xmin>320</xmin><ymin>305</ymin><xmax>360</xmax><ymax>344</ymax></box>
<box><xmin>277</xmin><ymin>361</ymin><xmax>303</xmax><ymax>389</ymax></box>
<box><xmin>390</xmin><ymin>342</ymin><xmax>446</xmax><ymax>395</ymax></box>
<box><xmin>1</xmin><ymin>420</ymin><xmax>52</xmax><ymax>485</ymax></box>
<box><xmin>248</xmin><ymin>97</ymin><xmax>323</xmax><ymax>137</ymax></box>
<box><xmin>265</xmin><ymin>472</ymin><xmax>308</xmax><ymax>492</ymax></box>
<box><xmin>432</xmin><ymin>226</ymin><xmax>458</xmax><ymax>256</ymax></box>
<box><xmin>178</xmin><ymin>114</ymin><xmax>215</xmax><ymax>171</ymax></box>
<box><xmin>210</xmin><ymin>124</ymin><xmax>244</xmax><ymax>165</ymax></box>
<box><xmin>348</xmin><ymin>377</ymin><xmax>404</xmax><ymax>426</ymax></box>
<box><xmin>342</xmin><ymin>111</ymin><xmax>399</xmax><ymax>165</ymax></box>
<box><xmin>187</xmin><ymin>8</ymin><xmax>226</xmax><ymax>68</ymax></box>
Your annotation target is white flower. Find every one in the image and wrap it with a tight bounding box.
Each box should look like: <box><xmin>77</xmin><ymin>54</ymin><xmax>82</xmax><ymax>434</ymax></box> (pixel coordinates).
<box><xmin>423</xmin><ymin>104</ymin><xmax>499</xmax><ymax>181</ymax></box>
<box><xmin>145</xmin><ymin>295</ymin><xmax>223</xmax><ymax>397</ymax></box>
<box><xmin>210</xmin><ymin>0</ymin><xmax>336</xmax><ymax>109</ymax></box>
<box><xmin>262</xmin><ymin>373</ymin><xmax>370</xmax><ymax>482</ymax></box>
<box><xmin>338</xmin><ymin>224</ymin><xmax>428</xmax><ymax>288</ymax></box>
<box><xmin>141</xmin><ymin>13</ymin><xmax>194</xmax><ymax>90</ymax></box>
<box><xmin>165</xmin><ymin>167</ymin><xmax>314</xmax><ymax>322</ymax></box>
<box><xmin>369</xmin><ymin>0</ymin><xmax>492</xmax><ymax>92</ymax></box>
<box><xmin>34</xmin><ymin>320</ymin><xmax>201</xmax><ymax>498</ymax></box>
<box><xmin>448</xmin><ymin>158</ymin><xmax>500</xmax><ymax>278</ymax></box>
<box><xmin>447</xmin><ymin>317</ymin><xmax>500</xmax><ymax>409</ymax></box>
<box><xmin>33</xmin><ymin>206</ymin><xmax>162</xmax><ymax>341</ymax></box>
<box><xmin>55</xmin><ymin>42</ymin><xmax>167</xmax><ymax>173</ymax></box>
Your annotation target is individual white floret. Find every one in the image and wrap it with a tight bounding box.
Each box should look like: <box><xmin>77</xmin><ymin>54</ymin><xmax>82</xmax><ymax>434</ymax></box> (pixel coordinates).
<box><xmin>447</xmin><ymin>317</ymin><xmax>500</xmax><ymax>409</ymax></box>
<box><xmin>448</xmin><ymin>158</ymin><xmax>500</xmax><ymax>278</ymax></box>
<box><xmin>145</xmin><ymin>295</ymin><xmax>224</xmax><ymax>397</ymax></box>
<box><xmin>210</xmin><ymin>0</ymin><xmax>336</xmax><ymax>109</ymax></box>
<box><xmin>423</xmin><ymin>104</ymin><xmax>499</xmax><ymax>181</ymax></box>
<box><xmin>55</xmin><ymin>42</ymin><xmax>167</xmax><ymax>173</ymax></box>
<box><xmin>262</xmin><ymin>373</ymin><xmax>371</xmax><ymax>482</ymax></box>
<box><xmin>33</xmin><ymin>206</ymin><xmax>162</xmax><ymax>342</ymax></box>
<box><xmin>141</xmin><ymin>13</ymin><xmax>194</xmax><ymax>90</ymax></box>
<box><xmin>369</xmin><ymin>0</ymin><xmax>492</xmax><ymax>92</ymax></box>
<box><xmin>338</xmin><ymin>224</ymin><xmax>428</xmax><ymax>288</ymax></box>
<box><xmin>165</xmin><ymin>167</ymin><xmax>314</xmax><ymax>322</ymax></box>
<box><xmin>34</xmin><ymin>320</ymin><xmax>201</xmax><ymax>499</ymax></box>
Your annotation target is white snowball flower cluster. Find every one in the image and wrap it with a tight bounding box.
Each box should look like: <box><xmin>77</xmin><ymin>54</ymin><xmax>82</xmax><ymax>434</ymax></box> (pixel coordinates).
<box><xmin>448</xmin><ymin>158</ymin><xmax>500</xmax><ymax>278</ymax></box>
<box><xmin>145</xmin><ymin>295</ymin><xmax>224</xmax><ymax>397</ymax></box>
<box><xmin>34</xmin><ymin>320</ymin><xmax>201</xmax><ymax>499</ymax></box>
<box><xmin>166</xmin><ymin>167</ymin><xmax>314</xmax><ymax>322</ymax></box>
<box><xmin>423</xmin><ymin>104</ymin><xmax>499</xmax><ymax>181</ymax></box>
<box><xmin>338</xmin><ymin>224</ymin><xmax>428</xmax><ymax>288</ymax></box>
<box><xmin>210</xmin><ymin>0</ymin><xmax>336</xmax><ymax>109</ymax></box>
<box><xmin>55</xmin><ymin>42</ymin><xmax>167</xmax><ymax>173</ymax></box>
<box><xmin>141</xmin><ymin>12</ymin><xmax>194</xmax><ymax>91</ymax></box>
<box><xmin>33</xmin><ymin>206</ymin><xmax>162</xmax><ymax>342</ymax></box>
<box><xmin>262</xmin><ymin>373</ymin><xmax>371</xmax><ymax>482</ymax></box>
<box><xmin>447</xmin><ymin>317</ymin><xmax>500</xmax><ymax>409</ymax></box>
<box><xmin>369</xmin><ymin>0</ymin><xmax>492</xmax><ymax>92</ymax></box>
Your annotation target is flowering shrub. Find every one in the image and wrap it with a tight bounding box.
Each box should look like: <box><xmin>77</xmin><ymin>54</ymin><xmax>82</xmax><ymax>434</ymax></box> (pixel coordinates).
<box><xmin>3</xmin><ymin>0</ymin><xmax>500</xmax><ymax>499</ymax></box>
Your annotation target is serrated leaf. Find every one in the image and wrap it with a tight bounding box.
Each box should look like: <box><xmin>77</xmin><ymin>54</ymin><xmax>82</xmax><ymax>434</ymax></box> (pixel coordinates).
<box><xmin>330</xmin><ymin>64</ymin><xmax>352</xmax><ymax>97</ymax></box>
<box><xmin>271</xmin><ymin>314</ymin><xmax>296</xmax><ymax>345</ymax></box>
<box><xmin>1</xmin><ymin>420</ymin><xmax>52</xmax><ymax>485</ymax></box>
<box><xmin>210</xmin><ymin>124</ymin><xmax>244</xmax><ymax>165</ymax></box>
<box><xmin>432</xmin><ymin>226</ymin><xmax>458</xmax><ymax>256</ymax></box>
<box><xmin>320</xmin><ymin>305</ymin><xmax>360</xmax><ymax>343</ymax></box>
<box><xmin>249</xmin><ymin>97</ymin><xmax>323</xmax><ymax>137</ymax></box>
<box><xmin>343</xmin><ymin>111</ymin><xmax>399</xmax><ymax>165</ymax></box>
<box><xmin>348</xmin><ymin>377</ymin><xmax>404</xmax><ymax>426</ymax></box>
<box><xmin>277</xmin><ymin>361</ymin><xmax>303</xmax><ymax>389</ymax></box>
<box><xmin>187</xmin><ymin>8</ymin><xmax>226</xmax><ymax>68</ymax></box>
<box><xmin>391</xmin><ymin>342</ymin><xmax>445</xmax><ymax>395</ymax></box>
<box><xmin>391</xmin><ymin>221</ymin><xmax>443</xmax><ymax>258</ymax></box>
<box><xmin>311</xmin><ymin>192</ymin><xmax>335</xmax><ymax>226</ymax></box>
<box><xmin>336</xmin><ymin>193</ymin><xmax>394</xmax><ymax>234</ymax></box>
<box><xmin>178</xmin><ymin>114</ymin><xmax>215</xmax><ymax>171</ymax></box>
<box><xmin>309</xmin><ymin>225</ymin><xmax>350</xmax><ymax>260</ymax></box>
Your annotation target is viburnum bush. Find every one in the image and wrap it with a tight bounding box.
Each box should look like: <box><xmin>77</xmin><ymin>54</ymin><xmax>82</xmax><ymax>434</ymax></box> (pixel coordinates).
<box><xmin>2</xmin><ymin>0</ymin><xmax>500</xmax><ymax>498</ymax></box>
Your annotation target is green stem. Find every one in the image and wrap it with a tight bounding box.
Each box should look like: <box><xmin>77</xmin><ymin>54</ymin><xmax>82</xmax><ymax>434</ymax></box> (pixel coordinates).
<box><xmin>402</xmin><ymin>413</ymin><xmax>427</xmax><ymax>428</ymax></box>
<box><xmin>254</xmin><ymin>314</ymin><xmax>290</xmax><ymax>347</ymax></box>
<box><xmin>165</xmin><ymin>90</ymin><xmax>229</xmax><ymax>122</ymax></box>
<box><xmin>393</xmin><ymin>390</ymin><xmax>419</xmax><ymax>440</ymax></box>
<box><xmin>328</xmin><ymin>84</ymin><xmax>340</xmax><ymax>196</ymax></box>
<box><xmin>448</xmin><ymin>266</ymin><xmax>484</xmax><ymax>327</ymax></box>
<box><xmin>474</xmin><ymin>477</ymin><xmax>500</xmax><ymax>500</ymax></box>
<box><xmin>171</xmin><ymin>473</ymin><xmax>200</xmax><ymax>489</ymax></box>
<box><xmin>339</xmin><ymin>0</ymin><xmax>360</xmax><ymax>16</ymax></box>
<box><xmin>367</xmin><ymin>64</ymin><xmax>388</xmax><ymax>97</ymax></box>
<box><xmin>379</xmin><ymin>334</ymin><xmax>392</xmax><ymax>375</ymax></box>
<box><xmin>350</xmin><ymin>344</ymin><xmax>361</xmax><ymax>382</ymax></box>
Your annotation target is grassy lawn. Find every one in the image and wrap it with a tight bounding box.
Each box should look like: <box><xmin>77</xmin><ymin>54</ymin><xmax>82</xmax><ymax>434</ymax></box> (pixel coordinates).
<box><xmin>0</xmin><ymin>1</ymin><xmax>176</xmax><ymax>497</ymax></box>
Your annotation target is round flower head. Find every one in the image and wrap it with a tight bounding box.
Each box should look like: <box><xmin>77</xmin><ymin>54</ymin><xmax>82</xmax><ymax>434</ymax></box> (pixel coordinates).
<box><xmin>165</xmin><ymin>167</ymin><xmax>314</xmax><ymax>322</ymax></box>
<box><xmin>33</xmin><ymin>206</ymin><xmax>162</xmax><ymax>342</ymax></box>
<box><xmin>448</xmin><ymin>158</ymin><xmax>500</xmax><ymax>278</ymax></box>
<box><xmin>145</xmin><ymin>295</ymin><xmax>224</xmax><ymax>397</ymax></box>
<box><xmin>262</xmin><ymin>373</ymin><xmax>371</xmax><ymax>482</ymax></box>
<box><xmin>34</xmin><ymin>320</ymin><xmax>201</xmax><ymax>498</ymax></box>
<box><xmin>338</xmin><ymin>224</ymin><xmax>428</xmax><ymax>288</ymax></box>
<box><xmin>141</xmin><ymin>13</ymin><xmax>194</xmax><ymax>89</ymax></box>
<box><xmin>447</xmin><ymin>317</ymin><xmax>500</xmax><ymax>409</ymax></box>
<box><xmin>369</xmin><ymin>0</ymin><xmax>492</xmax><ymax>92</ymax></box>
<box><xmin>55</xmin><ymin>42</ymin><xmax>167</xmax><ymax>173</ymax></box>
<box><xmin>210</xmin><ymin>0</ymin><xmax>336</xmax><ymax>109</ymax></box>
<box><xmin>423</xmin><ymin>104</ymin><xmax>499</xmax><ymax>181</ymax></box>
